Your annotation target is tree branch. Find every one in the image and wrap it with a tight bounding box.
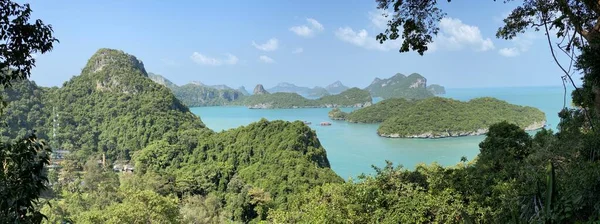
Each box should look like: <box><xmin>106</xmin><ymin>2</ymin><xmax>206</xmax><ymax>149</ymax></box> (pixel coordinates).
<box><xmin>543</xmin><ymin>11</ymin><xmax>596</xmax><ymax>131</ymax></box>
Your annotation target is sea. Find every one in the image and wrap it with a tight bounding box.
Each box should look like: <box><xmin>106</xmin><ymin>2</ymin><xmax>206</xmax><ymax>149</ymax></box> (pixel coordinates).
<box><xmin>190</xmin><ymin>86</ymin><xmax>573</xmax><ymax>180</ymax></box>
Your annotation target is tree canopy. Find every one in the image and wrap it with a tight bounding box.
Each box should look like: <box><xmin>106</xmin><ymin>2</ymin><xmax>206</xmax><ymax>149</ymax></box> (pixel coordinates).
<box><xmin>0</xmin><ymin>0</ymin><xmax>58</xmax><ymax>222</ymax></box>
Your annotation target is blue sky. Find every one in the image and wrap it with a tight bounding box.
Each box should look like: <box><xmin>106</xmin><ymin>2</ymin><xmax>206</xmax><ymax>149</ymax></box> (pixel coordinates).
<box><xmin>24</xmin><ymin>0</ymin><xmax>577</xmax><ymax>89</ymax></box>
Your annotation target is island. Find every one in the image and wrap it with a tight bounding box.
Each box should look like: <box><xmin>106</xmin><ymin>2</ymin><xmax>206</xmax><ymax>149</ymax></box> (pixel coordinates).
<box><xmin>365</xmin><ymin>73</ymin><xmax>445</xmax><ymax>100</ymax></box>
<box><xmin>328</xmin><ymin>108</ymin><xmax>347</xmax><ymax>120</ymax></box>
<box><xmin>266</xmin><ymin>81</ymin><xmax>349</xmax><ymax>98</ymax></box>
<box><xmin>330</xmin><ymin>97</ymin><xmax>546</xmax><ymax>138</ymax></box>
<box><xmin>149</xmin><ymin>73</ymin><xmax>245</xmax><ymax>107</ymax></box>
<box><xmin>235</xmin><ymin>86</ymin><xmax>372</xmax><ymax>109</ymax></box>
<box><xmin>427</xmin><ymin>84</ymin><xmax>446</xmax><ymax>95</ymax></box>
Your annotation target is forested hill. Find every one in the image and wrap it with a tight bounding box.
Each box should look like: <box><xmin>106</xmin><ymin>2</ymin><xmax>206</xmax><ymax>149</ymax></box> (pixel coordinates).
<box><xmin>334</xmin><ymin>97</ymin><xmax>546</xmax><ymax>138</ymax></box>
<box><xmin>51</xmin><ymin>48</ymin><xmax>205</xmax><ymax>160</ymax></box>
<box><xmin>149</xmin><ymin>73</ymin><xmax>244</xmax><ymax>107</ymax></box>
<box><xmin>236</xmin><ymin>87</ymin><xmax>372</xmax><ymax>109</ymax></box>
<box><xmin>3</xmin><ymin>48</ymin><xmax>342</xmax><ymax>223</ymax></box>
<box><xmin>0</xmin><ymin>79</ymin><xmax>53</xmax><ymax>142</ymax></box>
<box><xmin>366</xmin><ymin>73</ymin><xmax>444</xmax><ymax>99</ymax></box>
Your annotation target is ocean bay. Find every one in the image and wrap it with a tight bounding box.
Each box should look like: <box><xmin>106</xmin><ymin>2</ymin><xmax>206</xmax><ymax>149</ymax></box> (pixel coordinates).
<box><xmin>190</xmin><ymin>86</ymin><xmax>571</xmax><ymax>179</ymax></box>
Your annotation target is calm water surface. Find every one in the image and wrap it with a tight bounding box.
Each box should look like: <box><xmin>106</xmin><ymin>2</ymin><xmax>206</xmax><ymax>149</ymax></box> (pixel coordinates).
<box><xmin>190</xmin><ymin>86</ymin><xmax>571</xmax><ymax>179</ymax></box>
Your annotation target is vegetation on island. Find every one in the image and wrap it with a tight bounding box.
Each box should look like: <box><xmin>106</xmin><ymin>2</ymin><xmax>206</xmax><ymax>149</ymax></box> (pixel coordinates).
<box><xmin>377</xmin><ymin>97</ymin><xmax>546</xmax><ymax>137</ymax></box>
<box><xmin>307</xmin><ymin>86</ymin><xmax>330</xmax><ymax>98</ymax></box>
<box><xmin>365</xmin><ymin>73</ymin><xmax>435</xmax><ymax>100</ymax></box>
<box><xmin>149</xmin><ymin>73</ymin><xmax>244</xmax><ymax>107</ymax></box>
<box><xmin>266</xmin><ymin>81</ymin><xmax>349</xmax><ymax>97</ymax></box>
<box><xmin>328</xmin><ymin>108</ymin><xmax>348</xmax><ymax>120</ymax></box>
<box><xmin>236</xmin><ymin>87</ymin><xmax>372</xmax><ymax>109</ymax></box>
<box><xmin>427</xmin><ymin>84</ymin><xmax>446</xmax><ymax>94</ymax></box>
<box><xmin>345</xmin><ymin>98</ymin><xmax>413</xmax><ymax>123</ymax></box>
<box><xmin>174</xmin><ymin>83</ymin><xmax>243</xmax><ymax>107</ymax></box>
<box><xmin>341</xmin><ymin>97</ymin><xmax>546</xmax><ymax>138</ymax></box>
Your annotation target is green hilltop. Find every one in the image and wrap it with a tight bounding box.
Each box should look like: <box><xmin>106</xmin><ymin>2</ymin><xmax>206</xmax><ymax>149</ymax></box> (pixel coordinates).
<box><xmin>333</xmin><ymin>97</ymin><xmax>546</xmax><ymax>138</ymax></box>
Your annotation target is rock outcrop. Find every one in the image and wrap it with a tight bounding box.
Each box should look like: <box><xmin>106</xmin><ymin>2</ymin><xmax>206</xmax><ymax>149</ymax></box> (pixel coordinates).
<box><xmin>253</xmin><ymin>84</ymin><xmax>269</xmax><ymax>95</ymax></box>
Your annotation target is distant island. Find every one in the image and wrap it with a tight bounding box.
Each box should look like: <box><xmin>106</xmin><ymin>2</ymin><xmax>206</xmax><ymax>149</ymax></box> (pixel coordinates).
<box><xmin>267</xmin><ymin>81</ymin><xmax>349</xmax><ymax>98</ymax></box>
<box><xmin>150</xmin><ymin>72</ymin><xmax>446</xmax><ymax>108</ymax></box>
<box><xmin>236</xmin><ymin>86</ymin><xmax>372</xmax><ymax>109</ymax></box>
<box><xmin>328</xmin><ymin>108</ymin><xmax>347</xmax><ymax>120</ymax></box>
<box><xmin>149</xmin><ymin>73</ymin><xmax>245</xmax><ymax>107</ymax></box>
<box><xmin>365</xmin><ymin>73</ymin><xmax>444</xmax><ymax>100</ymax></box>
<box><xmin>427</xmin><ymin>84</ymin><xmax>446</xmax><ymax>95</ymax></box>
<box><xmin>331</xmin><ymin>97</ymin><xmax>546</xmax><ymax>138</ymax></box>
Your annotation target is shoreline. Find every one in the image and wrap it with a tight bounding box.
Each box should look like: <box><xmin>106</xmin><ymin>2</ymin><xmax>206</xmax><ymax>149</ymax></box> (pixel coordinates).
<box><xmin>247</xmin><ymin>101</ymin><xmax>372</xmax><ymax>109</ymax></box>
<box><xmin>378</xmin><ymin>120</ymin><xmax>547</xmax><ymax>139</ymax></box>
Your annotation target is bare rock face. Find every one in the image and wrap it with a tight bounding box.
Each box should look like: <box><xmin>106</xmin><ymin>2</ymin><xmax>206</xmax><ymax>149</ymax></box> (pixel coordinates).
<box><xmin>88</xmin><ymin>48</ymin><xmax>147</xmax><ymax>75</ymax></box>
<box><xmin>85</xmin><ymin>48</ymin><xmax>150</xmax><ymax>94</ymax></box>
<box><xmin>253</xmin><ymin>84</ymin><xmax>269</xmax><ymax>95</ymax></box>
<box><xmin>409</xmin><ymin>77</ymin><xmax>427</xmax><ymax>88</ymax></box>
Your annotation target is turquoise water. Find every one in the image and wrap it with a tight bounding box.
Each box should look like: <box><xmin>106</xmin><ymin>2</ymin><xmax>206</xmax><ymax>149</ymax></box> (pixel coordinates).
<box><xmin>190</xmin><ymin>86</ymin><xmax>572</xmax><ymax>180</ymax></box>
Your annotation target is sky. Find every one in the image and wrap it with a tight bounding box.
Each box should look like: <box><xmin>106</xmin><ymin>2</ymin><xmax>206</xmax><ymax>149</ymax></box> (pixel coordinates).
<box><xmin>23</xmin><ymin>0</ymin><xmax>580</xmax><ymax>89</ymax></box>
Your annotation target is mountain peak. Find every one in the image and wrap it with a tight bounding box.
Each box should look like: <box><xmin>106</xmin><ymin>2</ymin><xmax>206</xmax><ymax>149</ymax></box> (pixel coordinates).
<box><xmin>254</xmin><ymin>84</ymin><xmax>269</xmax><ymax>95</ymax></box>
<box><xmin>190</xmin><ymin>81</ymin><xmax>205</xmax><ymax>86</ymax></box>
<box><xmin>327</xmin><ymin>81</ymin><xmax>344</xmax><ymax>88</ymax></box>
<box><xmin>83</xmin><ymin>48</ymin><xmax>147</xmax><ymax>76</ymax></box>
<box><xmin>365</xmin><ymin>72</ymin><xmax>434</xmax><ymax>100</ymax></box>
<box><xmin>325</xmin><ymin>81</ymin><xmax>349</xmax><ymax>95</ymax></box>
<box><xmin>237</xmin><ymin>86</ymin><xmax>250</xmax><ymax>95</ymax></box>
<box><xmin>80</xmin><ymin>48</ymin><xmax>155</xmax><ymax>94</ymax></box>
<box><xmin>391</xmin><ymin>73</ymin><xmax>407</xmax><ymax>79</ymax></box>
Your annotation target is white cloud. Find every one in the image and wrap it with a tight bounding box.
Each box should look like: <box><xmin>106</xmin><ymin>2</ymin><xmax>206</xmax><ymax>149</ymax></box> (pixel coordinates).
<box><xmin>290</xmin><ymin>26</ymin><xmax>313</xmax><ymax>37</ymax></box>
<box><xmin>30</xmin><ymin>53</ymin><xmax>38</xmax><ymax>59</ymax></box>
<box><xmin>335</xmin><ymin>27</ymin><xmax>400</xmax><ymax>51</ymax></box>
<box><xmin>307</xmin><ymin>18</ymin><xmax>324</xmax><ymax>31</ymax></box>
<box><xmin>498</xmin><ymin>31</ymin><xmax>537</xmax><ymax>57</ymax></box>
<box><xmin>435</xmin><ymin>17</ymin><xmax>495</xmax><ymax>52</ymax></box>
<box><xmin>498</xmin><ymin>47</ymin><xmax>520</xmax><ymax>57</ymax></box>
<box><xmin>190</xmin><ymin>52</ymin><xmax>238</xmax><ymax>66</ymax></box>
<box><xmin>252</xmin><ymin>38</ymin><xmax>279</xmax><ymax>51</ymax></box>
<box><xmin>259</xmin><ymin>55</ymin><xmax>275</xmax><ymax>63</ymax></box>
<box><xmin>290</xmin><ymin>18</ymin><xmax>324</xmax><ymax>37</ymax></box>
<box><xmin>292</xmin><ymin>48</ymin><xmax>304</xmax><ymax>54</ymax></box>
<box><xmin>369</xmin><ymin>10</ymin><xmax>389</xmax><ymax>29</ymax></box>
